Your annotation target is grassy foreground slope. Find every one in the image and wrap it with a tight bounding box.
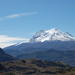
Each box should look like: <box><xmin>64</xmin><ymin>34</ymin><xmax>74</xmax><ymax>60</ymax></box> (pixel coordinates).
<box><xmin>0</xmin><ymin>59</ymin><xmax>75</xmax><ymax>75</ymax></box>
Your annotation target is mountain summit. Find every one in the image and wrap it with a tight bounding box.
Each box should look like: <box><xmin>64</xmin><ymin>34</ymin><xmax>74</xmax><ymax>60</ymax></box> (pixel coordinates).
<box><xmin>30</xmin><ymin>28</ymin><xmax>75</xmax><ymax>42</ymax></box>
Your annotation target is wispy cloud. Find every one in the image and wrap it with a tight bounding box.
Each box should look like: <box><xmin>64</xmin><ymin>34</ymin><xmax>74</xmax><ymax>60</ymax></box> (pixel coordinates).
<box><xmin>0</xmin><ymin>12</ymin><xmax>38</xmax><ymax>20</ymax></box>
<box><xmin>0</xmin><ymin>35</ymin><xmax>29</xmax><ymax>48</ymax></box>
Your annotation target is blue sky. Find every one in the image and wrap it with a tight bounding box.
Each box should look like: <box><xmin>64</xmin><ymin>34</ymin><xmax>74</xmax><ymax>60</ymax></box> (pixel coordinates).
<box><xmin>0</xmin><ymin>0</ymin><xmax>75</xmax><ymax>47</ymax></box>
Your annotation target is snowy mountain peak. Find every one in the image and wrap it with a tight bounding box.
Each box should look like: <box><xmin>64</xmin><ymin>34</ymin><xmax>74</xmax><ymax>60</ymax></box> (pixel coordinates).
<box><xmin>45</xmin><ymin>28</ymin><xmax>61</xmax><ymax>34</ymax></box>
<box><xmin>30</xmin><ymin>28</ymin><xmax>75</xmax><ymax>42</ymax></box>
<box><xmin>46</xmin><ymin>28</ymin><xmax>60</xmax><ymax>32</ymax></box>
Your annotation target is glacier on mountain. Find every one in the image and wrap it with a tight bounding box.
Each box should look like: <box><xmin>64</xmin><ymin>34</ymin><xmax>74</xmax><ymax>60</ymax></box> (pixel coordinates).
<box><xmin>30</xmin><ymin>28</ymin><xmax>75</xmax><ymax>42</ymax></box>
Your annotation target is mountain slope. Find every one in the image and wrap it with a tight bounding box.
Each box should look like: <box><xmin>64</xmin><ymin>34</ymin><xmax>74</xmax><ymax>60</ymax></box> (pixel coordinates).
<box><xmin>4</xmin><ymin>41</ymin><xmax>75</xmax><ymax>57</ymax></box>
<box><xmin>17</xmin><ymin>49</ymin><xmax>75</xmax><ymax>66</ymax></box>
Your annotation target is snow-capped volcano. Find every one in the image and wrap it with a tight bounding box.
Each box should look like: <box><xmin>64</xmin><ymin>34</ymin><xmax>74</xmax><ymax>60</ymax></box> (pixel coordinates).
<box><xmin>4</xmin><ymin>28</ymin><xmax>75</xmax><ymax>66</ymax></box>
<box><xmin>30</xmin><ymin>28</ymin><xmax>75</xmax><ymax>42</ymax></box>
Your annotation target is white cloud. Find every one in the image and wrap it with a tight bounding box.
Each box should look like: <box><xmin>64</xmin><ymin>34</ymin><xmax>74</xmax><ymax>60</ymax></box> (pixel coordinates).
<box><xmin>0</xmin><ymin>43</ymin><xmax>16</xmax><ymax>48</ymax></box>
<box><xmin>0</xmin><ymin>12</ymin><xmax>38</xmax><ymax>20</ymax></box>
<box><xmin>0</xmin><ymin>35</ymin><xmax>29</xmax><ymax>48</ymax></box>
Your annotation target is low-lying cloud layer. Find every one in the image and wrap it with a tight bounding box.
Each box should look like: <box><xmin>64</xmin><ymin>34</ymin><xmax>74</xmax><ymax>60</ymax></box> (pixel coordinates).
<box><xmin>0</xmin><ymin>35</ymin><xmax>29</xmax><ymax>48</ymax></box>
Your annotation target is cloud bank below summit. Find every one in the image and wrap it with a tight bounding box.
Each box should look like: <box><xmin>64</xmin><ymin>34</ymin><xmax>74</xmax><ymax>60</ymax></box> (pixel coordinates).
<box><xmin>0</xmin><ymin>35</ymin><xmax>29</xmax><ymax>48</ymax></box>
